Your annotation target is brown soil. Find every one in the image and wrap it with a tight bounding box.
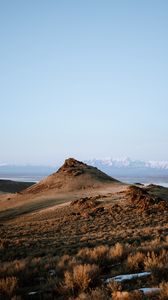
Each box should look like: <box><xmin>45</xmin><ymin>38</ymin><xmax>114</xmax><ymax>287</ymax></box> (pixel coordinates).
<box><xmin>0</xmin><ymin>159</ymin><xmax>168</xmax><ymax>299</ymax></box>
<box><xmin>0</xmin><ymin>158</ymin><xmax>125</xmax><ymax>222</ymax></box>
<box><xmin>0</xmin><ymin>183</ymin><xmax>168</xmax><ymax>299</ymax></box>
<box><xmin>126</xmin><ymin>185</ymin><xmax>168</xmax><ymax>212</ymax></box>
<box><xmin>24</xmin><ymin>158</ymin><xmax>120</xmax><ymax>195</ymax></box>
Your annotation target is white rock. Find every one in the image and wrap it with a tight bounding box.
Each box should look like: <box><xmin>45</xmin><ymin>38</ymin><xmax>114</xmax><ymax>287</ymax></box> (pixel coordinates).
<box><xmin>48</xmin><ymin>269</ymin><xmax>56</xmax><ymax>276</ymax></box>
<box><xmin>139</xmin><ymin>287</ymin><xmax>161</xmax><ymax>295</ymax></box>
<box><xmin>28</xmin><ymin>291</ymin><xmax>38</xmax><ymax>295</ymax></box>
<box><xmin>105</xmin><ymin>272</ymin><xmax>151</xmax><ymax>283</ymax></box>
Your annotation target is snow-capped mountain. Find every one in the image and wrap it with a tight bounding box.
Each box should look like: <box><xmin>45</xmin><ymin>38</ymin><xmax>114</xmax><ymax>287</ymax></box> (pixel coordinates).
<box><xmin>145</xmin><ymin>160</ymin><xmax>168</xmax><ymax>169</ymax></box>
<box><xmin>86</xmin><ymin>158</ymin><xmax>168</xmax><ymax>170</ymax></box>
<box><xmin>1</xmin><ymin>158</ymin><xmax>168</xmax><ymax>182</ymax></box>
<box><xmin>85</xmin><ymin>158</ymin><xmax>168</xmax><ymax>177</ymax></box>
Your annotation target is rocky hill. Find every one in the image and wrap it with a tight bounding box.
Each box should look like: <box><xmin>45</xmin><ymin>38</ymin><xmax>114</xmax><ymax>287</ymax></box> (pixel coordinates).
<box><xmin>24</xmin><ymin>158</ymin><xmax>119</xmax><ymax>194</ymax></box>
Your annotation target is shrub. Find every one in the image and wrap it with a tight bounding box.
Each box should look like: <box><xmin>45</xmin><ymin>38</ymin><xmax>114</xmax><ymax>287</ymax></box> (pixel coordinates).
<box><xmin>77</xmin><ymin>245</ymin><xmax>109</xmax><ymax>265</ymax></box>
<box><xmin>0</xmin><ymin>276</ymin><xmax>18</xmax><ymax>297</ymax></box>
<box><xmin>159</xmin><ymin>281</ymin><xmax>168</xmax><ymax>300</ymax></box>
<box><xmin>126</xmin><ymin>252</ymin><xmax>145</xmax><ymax>271</ymax></box>
<box><xmin>64</xmin><ymin>264</ymin><xmax>99</xmax><ymax>293</ymax></box>
<box><xmin>108</xmin><ymin>243</ymin><xmax>125</xmax><ymax>260</ymax></box>
<box><xmin>144</xmin><ymin>249</ymin><xmax>168</xmax><ymax>271</ymax></box>
<box><xmin>90</xmin><ymin>246</ymin><xmax>109</xmax><ymax>264</ymax></box>
<box><xmin>76</xmin><ymin>287</ymin><xmax>110</xmax><ymax>300</ymax></box>
<box><xmin>0</xmin><ymin>260</ymin><xmax>26</xmax><ymax>276</ymax></box>
<box><xmin>107</xmin><ymin>280</ymin><xmax>122</xmax><ymax>293</ymax></box>
<box><xmin>77</xmin><ymin>243</ymin><xmax>125</xmax><ymax>265</ymax></box>
<box><xmin>112</xmin><ymin>290</ymin><xmax>143</xmax><ymax>300</ymax></box>
<box><xmin>57</xmin><ymin>254</ymin><xmax>71</xmax><ymax>270</ymax></box>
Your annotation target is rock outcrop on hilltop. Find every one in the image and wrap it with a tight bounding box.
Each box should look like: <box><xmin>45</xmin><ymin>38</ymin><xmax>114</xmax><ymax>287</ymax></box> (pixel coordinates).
<box><xmin>57</xmin><ymin>158</ymin><xmax>86</xmax><ymax>176</ymax></box>
<box><xmin>56</xmin><ymin>158</ymin><xmax>117</xmax><ymax>181</ymax></box>
<box><xmin>126</xmin><ymin>186</ymin><xmax>168</xmax><ymax>211</ymax></box>
<box><xmin>24</xmin><ymin>158</ymin><xmax>119</xmax><ymax>194</ymax></box>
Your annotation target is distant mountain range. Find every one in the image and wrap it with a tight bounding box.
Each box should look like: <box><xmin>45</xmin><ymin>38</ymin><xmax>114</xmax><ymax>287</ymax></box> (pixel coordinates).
<box><xmin>87</xmin><ymin>158</ymin><xmax>168</xmax><ymax>169</ymax></box>
<box><xmin>86</xmin><ymin>158</ymin><xmax>168</xmax><ymax>176</ymax></box>
<box><xmin>1</xmin><ymin>158</ymin><xmax>168</xmax><ymax>180</ymax></box>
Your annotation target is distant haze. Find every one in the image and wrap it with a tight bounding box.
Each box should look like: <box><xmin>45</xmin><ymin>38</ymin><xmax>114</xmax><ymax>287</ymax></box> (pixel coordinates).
<box><xmin>1</xmin><ymin>158</ymin><xmax>168</xmax><ymax>187</ymax></box>
<box><xmin>1</xmin><ymin>1</ymin><xmax>168</xmax><ymax>164</ymax></box>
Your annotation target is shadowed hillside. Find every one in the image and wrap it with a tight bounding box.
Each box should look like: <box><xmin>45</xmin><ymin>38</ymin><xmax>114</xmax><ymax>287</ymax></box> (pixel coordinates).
<box><xmin>0</xmin><ymin>179</ymin><xmax>34</xmax><ymax>193</ymax></box>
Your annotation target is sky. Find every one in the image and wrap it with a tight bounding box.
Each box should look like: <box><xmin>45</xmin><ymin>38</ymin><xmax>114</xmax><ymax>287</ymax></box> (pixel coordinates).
<box><xmin>0</xmin><ymin>0</ymin><xmax>168</xmax><ymax>165</ymax></box>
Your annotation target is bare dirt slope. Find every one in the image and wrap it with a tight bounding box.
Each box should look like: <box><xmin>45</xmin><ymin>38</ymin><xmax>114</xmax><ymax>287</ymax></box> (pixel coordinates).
<box><xmin>0</xmin><ymin>158</ymin><xmax>125</xmax><ymax>221</ymax></box>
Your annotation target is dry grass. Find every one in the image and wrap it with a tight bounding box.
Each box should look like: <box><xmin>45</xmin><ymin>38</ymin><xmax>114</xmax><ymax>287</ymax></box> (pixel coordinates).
<box><xmin>126</xmin><ymin>252</ymin><xmax>145</xmax><ymax>271</ymax></box>
<box><xmin>0</xmin><ymin>184</ymin><xmax>168</xmax><ymax>299</ymax></box>
<box><xmin>76</xmin><ymin>287</ymin><xmax>111</xmax><ymax>300</ymax></box>
<box><xmin>0</xmin><ymin>276</ymin><xmax>18</xmax><ymax>298</ymax></box>
<box><xmin>108</xmin><ymin>242</ymin><xmax>125</xmax><ymax>260</ymax></box>
<box><xmin>159</xmin><ymin>282</ymin><xmax>168</xmax><ymax>299</ymax></box>
<box><xmin>77</xmin><ymin>245</ymin><xmax>110</xmax><ymax>264</ymax></box>
<box><xmin>64</xmin><ymin>264</ymin><xmax>99</xmax><ymax>294</ymax></box>
<box><xmin>112</xmin><ymin>290</ymin><xmax>144</xmax><ymax>300</ymax></box>
<box><xmin>0</xmin><ymin>259</ymin><xmax>27</xmax><ymax>276</ymax></box>
<box><xmin>144</xmin><ymin>249</ymin><xmax>168</xmax><ymax>272</ymax></box>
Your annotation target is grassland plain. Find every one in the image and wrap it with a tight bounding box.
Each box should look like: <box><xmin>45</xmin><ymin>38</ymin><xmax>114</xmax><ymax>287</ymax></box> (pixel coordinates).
<box><xmin>0</xmin><ymin>159</ymin><xmax>168</xmax><ymax>299</ymax></box>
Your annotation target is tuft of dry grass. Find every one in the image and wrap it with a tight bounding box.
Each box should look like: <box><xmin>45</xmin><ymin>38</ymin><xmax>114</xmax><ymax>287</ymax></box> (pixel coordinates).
<box><xmin>108</xmin><ymin>242</ymin><xmax>125</xmax><ymax>260</ymax></box>
<box><xmin>126</xmin><ymin>252</ymin><xmax>145</xmax><ymax>271</ymax></box>
<box><xmin>57</xmin><ymin>254</ymin><xmax>71</xmax><ymax>269</ymax></box>
<box><xmin>77</xmin><ymin>243</ymin><xmax>125</xmax><ymax>266</ymax></box>
<box><xmin>159</xmin><ymin>282</ymin><xmax>168</xmax><ymax>300</ymax></box>
<box><xmin>0</xmin><ymin>276</ymin><xmax>18</xmax><ymax>297</ymax></box>
<box><xmin>112</xmin><ymin>290</ymin><xmax>143</xmax><ymax>300</ymax></box>
<box><xmin>0</xmin><ymin>259</ymin><xmax>26</xmax><ymax>276</ymax></box>
<box><xmin>77</xmin><ymin>245</ymin><xmax>109</xmax><ymax>265</ymax></box>
<box><xmin>64</xmin><ymin>263</ymin><xmax>99</xmax><ymax>293</ymax></box>
<box><xmin>144</xmin><ymin>249</ymin><xmax>168</xmax><ymax>271</ymax></box>
<box><xmin>76</xmin><ymin>287</ymin><xmax>110</xmax><ymax>300</ymax></box>
<box><xmin>107</xmin><ymin>280</ymin><xmax>122</xmax><ymax>293</ymax></box>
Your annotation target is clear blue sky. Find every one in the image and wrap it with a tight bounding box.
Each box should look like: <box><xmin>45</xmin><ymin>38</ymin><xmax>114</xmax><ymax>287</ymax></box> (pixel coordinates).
<box><xmin>1</xmin><ymin>0</ymin><xmax>168</xmax><ymax>165</ymax></box>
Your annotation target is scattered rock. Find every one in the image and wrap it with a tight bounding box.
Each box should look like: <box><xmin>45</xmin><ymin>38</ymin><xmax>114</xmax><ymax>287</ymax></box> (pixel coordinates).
<box><xmin>105</xmin><ymin>271</ymin><xmax>151</xmax><ymax>283</ymax></box>
<box><xmin>48</xmin><ymin>269</ymin><xmax>56</xmax><ymax>276</ymax></box>
<box><xmin>71</xmin><ymin>197</ymin><xmax>98</xmax><ymax>209</ymax></box>
<box><xmin>92</xmin><ymin>206</ymin><xmax>105</xmax><ymax>214</ymax></box>
<box><xmin>28</xmin><ymin>291</ymin><xmax>38</xmax><ymax>296</ymax></box>
<box><xmin>126</xmin><ymin>186</ymin><xmax>167</xmax><ymax>211</ymax></box>
<box><xmin>139</xmin><ymin>287</ymin><xmax>161</xmax><ymax>295</ymax></box>
<box><xmin>146</xmin><ymin>184</ymin><xmax>162</xmax><ymax>189</ymax></box>
<box><xmin>80</xmin><ymin>211</ymin><xmax>90</xmax><ymax>219</ymax></box>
